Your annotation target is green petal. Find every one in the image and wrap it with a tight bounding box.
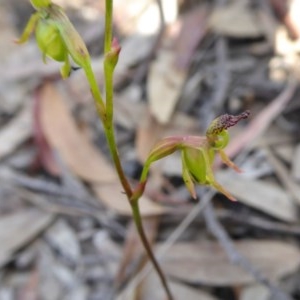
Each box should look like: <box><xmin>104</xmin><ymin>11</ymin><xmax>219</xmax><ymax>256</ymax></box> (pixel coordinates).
<box><xmin>182</xmin><ymin>148</ymin><xmax>206</xmax><ymax>184</ymax></box>
<box><xmin>35</xmin><ymin>19</ymin><xmax>67</xmax><ymax>62</ymax></box>
<box><xmin>181</xmin><ymin>152</ymin><xmax>196</xmax><ymax>199</ymax></box>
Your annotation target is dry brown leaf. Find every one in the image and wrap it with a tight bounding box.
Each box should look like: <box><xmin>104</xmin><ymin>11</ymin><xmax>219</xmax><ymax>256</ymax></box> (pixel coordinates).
<box><xmin>0</xmin><ymin>209</ymin><xmax>53</xmax><ymax>267</ymax></box>
<box><xmin>241</xmin><ymin>284</ymin><xmax>270</xmax><ymax>300</ymax></box>
<box><xmin>40</xmin><ymin>83</ymin><xmax>166</xmax><ymax>216</ymax></box>
<box><xmin>162</xmin><ymin>240</ymin><xmax>300</xmax><ymax>286</ymax></box>
<box><xmin>114</xmin><ymin>90</ymin><xmax>146</xmax><ymax>130</ymax></box>
<box><xmin>148</xmin><ymin>49</ymin><xmax>186</xmax><ymax>124</ymax></box>
<box><xmin>221</xmin><ymin>79</ymin><xmax>298</xmax><ymax>163</ymax></box>
<box><xmin>135</xmin><ymin>112</ymin><xmax>162</xmax><ymax>162</ymax></box>
<box><xmin>116</xmin><ymin>217</ymin><xmax>160</xmax><ymax>295</ymax></box>
<box><xmin>45</xmin><ymin>219</ymin><xmax>81</xmax><ymax>264</ymax></box>
<box><xmin>209</xmin><ymin>1</ymin><xmax>263</xmax><ymax>38</ymax></box>
<box><xmin>273</xmin><ymin>144</ymin><xmax>294</xmax><ymax>164</ymax></box>
<box><xmin>0</xmin><ymin>104</ymin><xmax>32</xmax><ymax>159</ymax></box>
<box><xmin>292</xmin><ymin>143</ymin><xmax>300</xmax><ymax>181</ymax></box>
<box><xmin>40</xmin><ymin>83</ymin><xmax>116</xmax><ymax>183</ymax></box>
<box><xmin>217</xmin><ymin>171</ymin><xmax>297</xmax><ymax>222</ymax></box>
<box><xmin>265</xmin><ymin>147</ymin><xmax>300</xmax><ymax>206</ymax></box>
<box><xmin>136</xmin><ymin>109</ymin><xmax>199</xmax><ymax>162</ymax></box>
<box><xmin>139</xmin><ymin>273</ymin><xmax>217</xmax><ymax>300</ymax></box>
<box><xmin>174</xmin><ymin>5</ymin><xmax>210</xmax><ymax>70</ymax></box>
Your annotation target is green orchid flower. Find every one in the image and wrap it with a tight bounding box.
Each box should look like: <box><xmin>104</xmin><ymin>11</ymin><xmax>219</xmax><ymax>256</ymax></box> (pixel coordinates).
<box><xmin>16</xmin><ymin>0</ymin><xmax>90</xmax><ymax>79</ymax></box>
<box><xmin>134</xmin><ymin>111</ymin><xmax>250</xmax><ymax>202</ymax></box>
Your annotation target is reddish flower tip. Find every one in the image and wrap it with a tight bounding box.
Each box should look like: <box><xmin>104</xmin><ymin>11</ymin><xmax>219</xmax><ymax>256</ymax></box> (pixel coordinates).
<box><xmin>207</xmin><ymin>110</ymin><xmax>250</xmax><ymax>136</ymax></box>
<box><xmin>112</xmin><ymin>37</ymin><xmax>121</xmax><ymax>54</ymax></box>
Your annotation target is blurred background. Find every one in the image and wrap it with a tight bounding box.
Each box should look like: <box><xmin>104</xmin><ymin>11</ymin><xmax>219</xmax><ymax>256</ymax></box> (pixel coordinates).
<box><xmin>1</xmin><ymin>0</ymin><xmax>300</xmax><ymax>299</ymax></box>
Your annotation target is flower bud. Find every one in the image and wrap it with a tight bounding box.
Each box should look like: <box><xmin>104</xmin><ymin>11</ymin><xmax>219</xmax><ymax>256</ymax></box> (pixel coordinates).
<box><xmin>104</xmin><ymin>38</ymin><xmax>121</xmax><ymax>71</ymax></box>
<box><xmin>146</xmin><ymin>136</ymin><xmax>181</xmax><ymax>164</ymax></box>
<box><xmin>17</xmin><ymin>2</ymin><xmax>91</xmax><ymax>79</ymax></box>
<box><xmin>48</xmin><ymin>4</ymin><xmax>91</xmax><ymax>69</ymax></box>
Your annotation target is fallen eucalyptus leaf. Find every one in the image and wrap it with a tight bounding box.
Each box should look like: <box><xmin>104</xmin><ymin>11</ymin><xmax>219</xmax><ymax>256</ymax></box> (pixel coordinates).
<box><xmin>217</xmin><ymin>171</ymin><xmax>297</xmax><ymax>222</ymax></box>
<box><xmin>162</xmin><ymin>240</ymin><xmax>300</xmax><ymax>286</ymax></box>
<box><xmin>209</xmin><ymin>1</ymin><xmax>263</xmax><ymax>38</ymax></box>
<box><xmin>0</xmin><ymin>208</ymin><xmax>53</xmax><ymax>267</ymax></box>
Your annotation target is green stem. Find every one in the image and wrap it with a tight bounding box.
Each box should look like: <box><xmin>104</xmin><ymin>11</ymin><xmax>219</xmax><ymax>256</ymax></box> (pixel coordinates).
<box><xmin>84</xmin><ymin>64</ymin><xmax>106</xmax><ymax>121</ymax></box>
<box><xmin>105</xmin><ymin>126</ymin><xmax>133</xmax><ymax>198</ymax></box>
<box><xmin>104</xmin><ymin>64</ymin><xmax>114</xmax><ymax>122</ymax></box>
<box><xmin>103</xmin><ymin>0</ymin><xmax>132</xmax><ymax>197</ymax></box>
<box><xmin>140</xmin><ymin>161</ymin><xmax>151</xmax><ymax>183</ymax></box>
<box><xmin>131</xmin><ymin>200</ymin><xmax>173</xmax><ymax>300</ymax></box>
<box><xmin>104</xmin><ymin>0</ymin><xmax>113</xmax><ymax>54</ymax></box>
<box><xmin>101</xmin><ymin>1</ymin><xmax>173</xmax><ymax>299</ymax></box>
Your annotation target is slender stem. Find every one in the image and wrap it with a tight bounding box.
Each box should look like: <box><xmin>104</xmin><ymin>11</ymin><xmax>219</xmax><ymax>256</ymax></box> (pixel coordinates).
<box><xmin>104</xmin><ymin>126</ymin><xmax>133</xmax><ymax>198</ymax></box>
<box><xmin>131</xmin><ymin>201</ymin><xmax>173</xmax><ymax>300</ymax></box>
<box><xmin>101</xmin><ymin>1</ymin><xmax>173</xmax><ymax>299</ymax></box>
<box><xmin>140</xmin><ymin>161</ymin><xmax>151</xmax><ymax>183</ymax></box>
<box><xmin>104</xmin><ymin>65</ymin><xmax>114</xmax><ymax>122</ymax></box>
<box><xmin>104</xmin><ymin>0</ymin><xmax>113</xmax><ymax>54</ymax></box>
<box><xmin>103</xmin><ymin>0</ymin><xmax>132</xmax><ymax>197</ymax></box>
<box><xmin>84</xmin><ymin>64</ymin><xmax>106</xmax><ymax>120</ymax></box>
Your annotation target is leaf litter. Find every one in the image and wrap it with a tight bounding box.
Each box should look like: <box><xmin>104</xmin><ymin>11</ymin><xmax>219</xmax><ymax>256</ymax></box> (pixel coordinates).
<box><xmin>2</xmin><ymin>0</ymin><xmax>300</xmax><ymax>299</ymax></box>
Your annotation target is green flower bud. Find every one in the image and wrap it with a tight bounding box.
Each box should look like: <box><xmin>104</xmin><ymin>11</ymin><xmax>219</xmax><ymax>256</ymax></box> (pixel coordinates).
<box><xmin>104</xmin><ymin>38</ymin><xmax>121</xmax><ymax>72</ymax></box>
<box><xmin>17</xmin><ymin>2</ymin><xmax>91</xmax><ymax>79</ymax></box>
<box><xmin>146</xmin><ymin>136</ymin><xmax>181</xmax><ymax>164</ymax></box>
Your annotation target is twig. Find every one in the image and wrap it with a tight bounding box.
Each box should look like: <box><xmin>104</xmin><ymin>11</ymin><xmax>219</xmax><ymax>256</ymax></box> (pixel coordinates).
<box><xmin>132</xmin><ymin>0</ymin><xmax>166</xmax><ymax>85</ymax></box>
<box><xmin>264</xmin><ymin>146</ymin><xmax>300</xmax><ymax>204</ymax></box>
<box><xmin>204</xmin><ymin>202</ymin><xmax>293</xmax><ymax>300</ymax></box>
<box><xmin>218</xmin><ymin>209</ymin><xmax>300</xmax><ymax>237</ymax></box>
<box><xmin>211</xmin><ymin>36</ymin><xmax>230</xmax><ymax>113</ymax></box>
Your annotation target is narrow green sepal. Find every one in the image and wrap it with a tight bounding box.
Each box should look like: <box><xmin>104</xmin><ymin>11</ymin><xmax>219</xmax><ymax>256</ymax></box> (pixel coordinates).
<box><xmin>181</xmin><ymin>152</ymin><xmax>196</xmax><ymax>199</ymax></box>
<box><xmin>60</xmin><ymin>58</ymin><xmax>71</xmax><ymax>79</ymax></box>
<box><xmin>48</xmin><ymin>4</ymin><xmax>91</xmax><ymax>69</ymax></box>
<box><xmin>146</xmin><ymin>136</ymin><xmax>182</xmax><ymax>164</ymax></box>
<box><xmin>15</xmin><ymin>13</ymin><xmax>40</xmax><ymax>44</ymax></box>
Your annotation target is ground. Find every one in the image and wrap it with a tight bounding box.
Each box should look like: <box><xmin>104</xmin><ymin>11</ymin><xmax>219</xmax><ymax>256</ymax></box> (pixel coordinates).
<box><xmin>0</xmin><ymin>0</ymin><xmax>300</xmax><ymax>299</ymax></box>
